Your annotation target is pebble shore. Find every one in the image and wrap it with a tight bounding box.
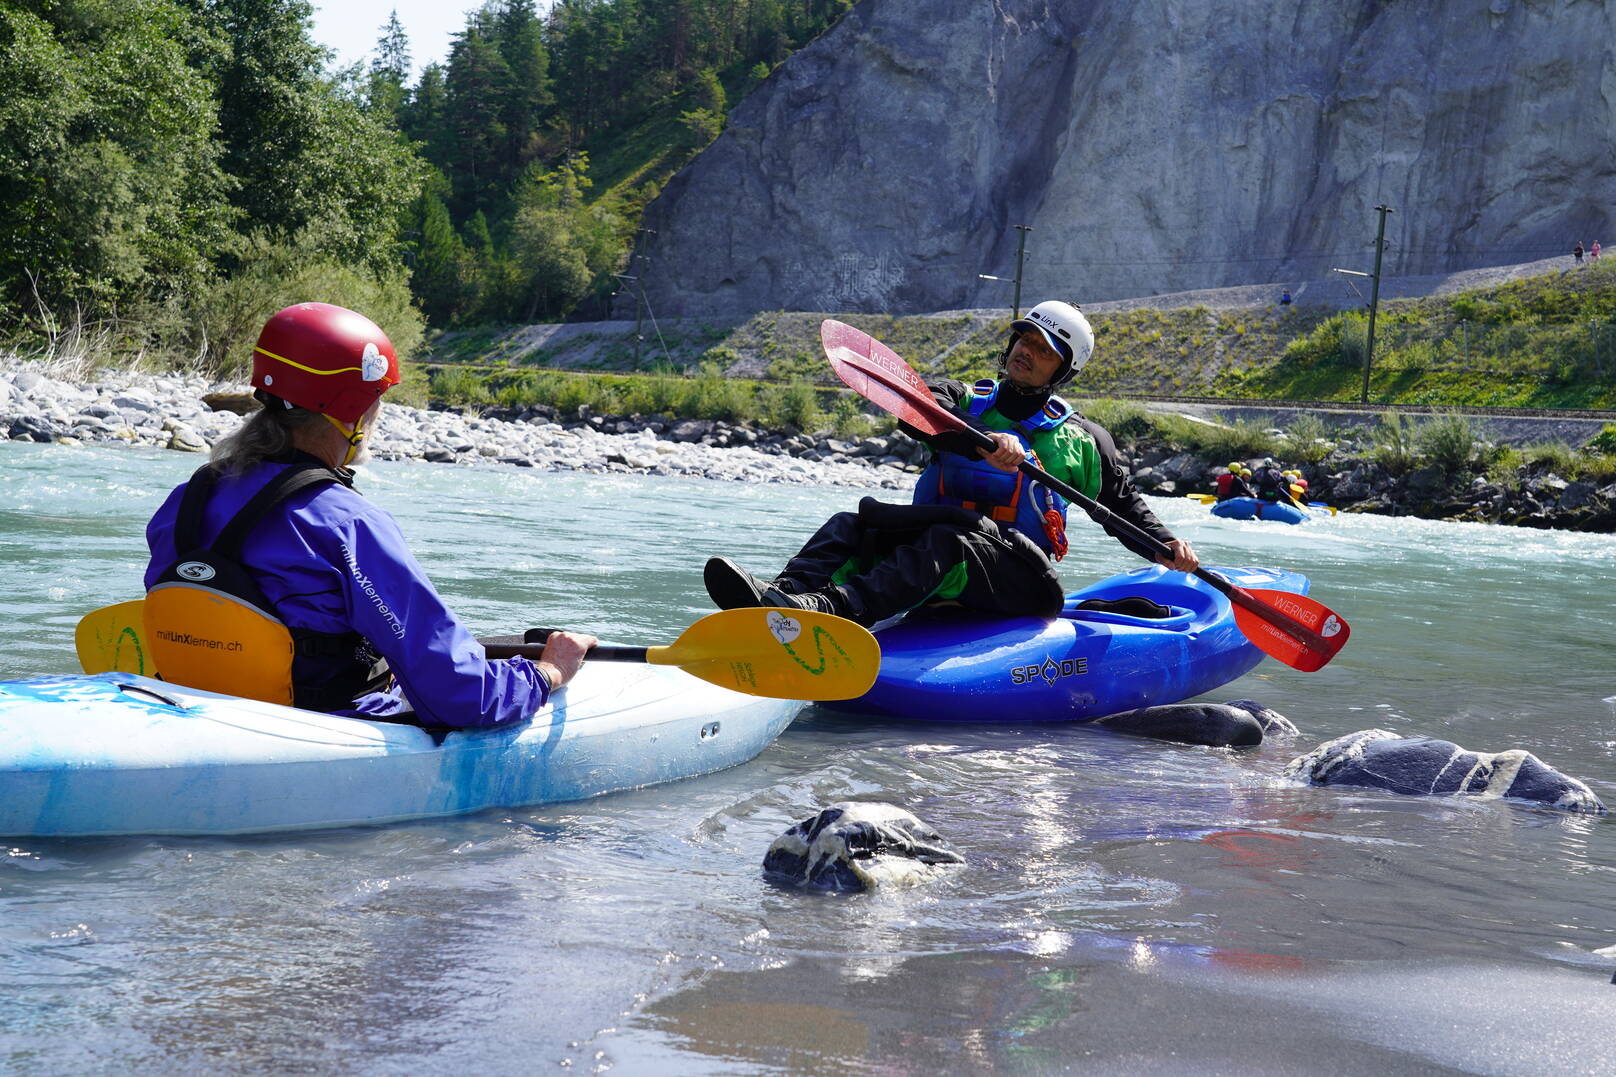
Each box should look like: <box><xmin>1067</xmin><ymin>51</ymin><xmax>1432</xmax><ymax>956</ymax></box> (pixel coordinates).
<box><xmin>7</xmin><ymin>361</ymin><xmax>1611</xmax><ymax>531</ymax></box>
<box><xmin>0</xmin><ymin>363</ymin><xmax>925</xmax><ymax>491</ymax></box>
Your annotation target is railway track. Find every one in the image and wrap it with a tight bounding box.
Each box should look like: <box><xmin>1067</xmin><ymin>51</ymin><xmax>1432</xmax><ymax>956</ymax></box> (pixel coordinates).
<box><xmin>1097</xmin><ymin>393</ymin><xmax>1616</xmax><ymax>421</ymax></box>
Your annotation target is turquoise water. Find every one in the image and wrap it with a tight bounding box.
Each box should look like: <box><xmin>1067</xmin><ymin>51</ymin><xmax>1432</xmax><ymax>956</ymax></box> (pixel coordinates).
<box><xmin>2</xmin><ymin>440</ymin><xmax>1614</xmax><ymax>1074</ymax></box>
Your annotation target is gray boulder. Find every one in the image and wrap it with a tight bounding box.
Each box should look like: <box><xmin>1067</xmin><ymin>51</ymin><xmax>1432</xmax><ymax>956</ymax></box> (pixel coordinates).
<box><xmin>1285</xmin><ymin>729</ymin><xmax>1606</xmax><ymax>814</ymax></box>
<box><xmin>763</xmin><ymin>802</ymin><xmax>964</xmax><ymax>892</ymax></box>
<box><xmin>1092</xmin><ymin>698</ymin><xmax>1297</xmax><ymax>747</ymax></box>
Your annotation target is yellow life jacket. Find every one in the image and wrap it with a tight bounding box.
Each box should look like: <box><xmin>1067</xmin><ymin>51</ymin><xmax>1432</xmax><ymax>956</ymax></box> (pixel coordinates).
<box><xmin>144</xmin><ymin>463</ymin><xmax>389</xmax><ymax>709</ymax></box>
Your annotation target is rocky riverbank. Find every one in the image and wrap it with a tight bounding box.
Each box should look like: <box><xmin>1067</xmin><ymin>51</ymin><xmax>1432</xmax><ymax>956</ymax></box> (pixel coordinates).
<box><xmin>5</xmin><ymin>361</ymin><xmax>1611</xmax><ymax>530</ymax></box>
<box><xmin>1117</xmin><ymin>433</ymin><xmax>1616</xmax><ymax>532</ymax></box>
<box><xmin>0</xmin><ymin>363</ymin><xmax>926</xmax><ymax>490</ymax></box>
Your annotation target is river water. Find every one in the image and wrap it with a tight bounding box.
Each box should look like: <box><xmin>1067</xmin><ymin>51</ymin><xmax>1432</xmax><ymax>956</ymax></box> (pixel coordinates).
<box><xmin>2</xmin><ymin>440</ymin><xmax>1613</xmax><ymax>1075</ymax></box>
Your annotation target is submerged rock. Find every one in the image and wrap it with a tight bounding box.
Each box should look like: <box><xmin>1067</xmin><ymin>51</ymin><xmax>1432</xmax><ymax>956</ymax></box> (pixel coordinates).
<box><xmin>763</xmin><ymin>802</ymin><xmax>963</xmax><ymax>893</ymax></box>
<box><xmin>1092</xmin><ymin>698</ymin><xmax>1298</xmax><ymax>747</ymax></box>
<box><xmin>1284</xmin><ymin>729</ymin><xmax>1606</xmax><ymax>814</ymax></box>
<box><xmin>1223</xmin><ymin>699</ymin><xmax>1300</xmax><ymax>737</ymax></box>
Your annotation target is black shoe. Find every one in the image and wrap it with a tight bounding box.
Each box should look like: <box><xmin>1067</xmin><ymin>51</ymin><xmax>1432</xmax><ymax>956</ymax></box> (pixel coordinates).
<box><xmin>758</xmin><ymin>586</ymin><xmax>837</xmax><ymax>615</ymax></box>
<box><xmin>704</xmin><ymin>556</ymin><xmax>772</xmax><ymax>609</ymax></box>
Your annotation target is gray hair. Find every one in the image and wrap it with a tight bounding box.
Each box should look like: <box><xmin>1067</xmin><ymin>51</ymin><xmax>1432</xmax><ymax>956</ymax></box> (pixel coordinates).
<box><xmin>209</xmin><ymin>393</ymin><xmax>325</xmax><ymax>475</ymax></box>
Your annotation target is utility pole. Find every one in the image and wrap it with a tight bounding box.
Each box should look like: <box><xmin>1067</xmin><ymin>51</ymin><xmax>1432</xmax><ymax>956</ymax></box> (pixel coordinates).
<box><xmin>632</xmin><ymin>247</ymin><xmax>645</xmax><ymax>366</ymax></box>
<box><xmin>1330</xmin><ymin>204</ymin><xmax>1394</xmax><ymax>404</ymax></box>
<box><xmin>977</xmin><ymin>223</ymin><xmax>1033</xmax><ymax>319</ymax></box>
<box><xmin>619</xmin><ymin>228</ymin><xmax>654</xmax><ymax>365</ymax></box>
<box><xmin>1012</xmin><ymin>224</ymin><xmax>1032</xmax><ymax>318</ymax></box>
<box><xmin>1361</xmin><ymin>205</ymin><xmax>1393</xmax><ymax>403</ymax></box>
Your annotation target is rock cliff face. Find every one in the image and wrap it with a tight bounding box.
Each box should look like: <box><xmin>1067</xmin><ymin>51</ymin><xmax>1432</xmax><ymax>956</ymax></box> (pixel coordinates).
<box><xmin>637</xmin><ymin>0</ymin><xmax>1616</xmax><ymax>316</ymax></box>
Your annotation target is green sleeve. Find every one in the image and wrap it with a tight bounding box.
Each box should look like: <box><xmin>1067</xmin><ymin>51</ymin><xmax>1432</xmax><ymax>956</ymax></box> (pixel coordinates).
<box><xmin>1035</xmin><ymin>424</ymin><xmax>1102</xmax><ymax>500</ymax></box>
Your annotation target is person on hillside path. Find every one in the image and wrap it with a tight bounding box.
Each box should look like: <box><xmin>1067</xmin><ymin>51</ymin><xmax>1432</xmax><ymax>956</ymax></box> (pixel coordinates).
<box><xmin>142</xmin><ymin>302</ymin><xmax>596</xmax><ymax>725</ymax></box>
<box><xmin>1279</xmin><ymin>289</ymin><xmax>1293</xmax><ymax>307</ymax></box>
<box><xmin>1574</xmin><ymin>241</ymin><xmax>1585</xmax><ymax>265</ymax></box>
<box><xmin>1592</xmin><ymin>240</ymin><xmax>1602</xmax><ymax>262</ymax></box>
<box><xmin>701</xmin><ymin>300</ymin><xmax>1199</xmax><ymax>628</ymax></box>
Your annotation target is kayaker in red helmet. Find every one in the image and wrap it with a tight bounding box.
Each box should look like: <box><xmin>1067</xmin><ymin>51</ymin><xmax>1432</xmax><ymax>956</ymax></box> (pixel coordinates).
<box><xmin>703</xmin><ymin>299</ymin><xmax>1199</xmax><ymax>627</ymax></box>
<box><xmin>142</xmin><ymin>302</ymin><xmax>595</xmax><ymax>724</ymax></box>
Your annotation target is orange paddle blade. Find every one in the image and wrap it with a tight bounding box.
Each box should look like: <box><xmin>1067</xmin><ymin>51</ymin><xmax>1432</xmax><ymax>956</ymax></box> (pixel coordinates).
<box><xmin>1231</xmin><ymin>589</ymin><xmax>1350</xmax><ymax>673</ymax></box>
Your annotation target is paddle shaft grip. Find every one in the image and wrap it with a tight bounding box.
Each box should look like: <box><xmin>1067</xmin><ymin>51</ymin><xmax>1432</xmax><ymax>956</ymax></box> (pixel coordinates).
<box><xmin>484</xmin><ymin>636</ymin><xmax>650</xmax><ymax>663</ymax></box>
<box><xmin>954</xmin><ymin>425</ymin><xmax>1331</xmax><ymax>653</ymax></box>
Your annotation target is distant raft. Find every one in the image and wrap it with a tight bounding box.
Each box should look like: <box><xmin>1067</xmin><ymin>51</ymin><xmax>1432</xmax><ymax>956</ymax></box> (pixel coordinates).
<box><xmin>1284</xmin><ymin>729</ymin><xmax>1606</xmax><ymax>814</ymax></box>
<box><xmin>1210</xmin><ymin>497</ymin><xmax>1311</xmax><ymax>525</ymax></box>
<box><xmin>763</xmin><ymin>802</ymin><xmax>964</xmax><ymax>892</ymax></box>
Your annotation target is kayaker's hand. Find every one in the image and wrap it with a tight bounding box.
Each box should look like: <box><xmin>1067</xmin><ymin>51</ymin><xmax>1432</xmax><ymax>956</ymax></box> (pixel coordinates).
<box><xmin>1157</xmin><ymin>539</ymin><xmax>1200</xmax><ymax>574</ymax></box>
<box><xmin>535</xmin><ymin>630</ymin><xmax>597</xmax><ymax>690</ymax></box>
<box><xmin>977</xmin><ymin>431</ymin><xmax>1025</xmax><ymax>473</ymax></box>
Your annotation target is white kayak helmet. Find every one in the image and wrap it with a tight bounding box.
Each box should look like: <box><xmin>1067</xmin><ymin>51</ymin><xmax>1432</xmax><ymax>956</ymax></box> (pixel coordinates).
<box><xmin>1007</xmin><ymin>300</ymin><xmax>1095</xmax><ymax>388</ymax></box>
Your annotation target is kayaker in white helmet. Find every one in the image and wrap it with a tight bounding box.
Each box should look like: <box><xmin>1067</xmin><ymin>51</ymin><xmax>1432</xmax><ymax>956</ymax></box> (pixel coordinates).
<box><xmin>703</xmin><ymin>299</ymin><xmax>1199</xmax><ymax>627</ymax></box>
<box><xmin>142</xmin><ymin>302</ymin><xmax>596</xmax><ymax>724</ymax></box>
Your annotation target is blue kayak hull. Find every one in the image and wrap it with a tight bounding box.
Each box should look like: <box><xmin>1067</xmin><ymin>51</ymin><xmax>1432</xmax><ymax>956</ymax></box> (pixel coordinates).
<box><xmin>1210</xmin><ymin>497</ymin><xmax>1309</xmax><ymax>524</ymax></box>
<box><xmin>821</xmin><ymin>564</ymin><xmax>1309</xmax><ymax>723</ymax></box>
<box><xmin>0</xmin><ymin>665</ymin><xmax>802</xmax><ymax>837</ymax></box>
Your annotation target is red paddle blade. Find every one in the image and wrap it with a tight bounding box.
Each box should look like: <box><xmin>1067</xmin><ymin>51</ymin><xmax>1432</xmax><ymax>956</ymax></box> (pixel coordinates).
<box><xmin>820</xmin><ymin>319</ymin><xmax>958</xmax><ymax>437</ymax></box>
<box><xmin>1230</xmin><ymin>588</ymin><xmax>1350</xmax><ymax>672</ymax></box>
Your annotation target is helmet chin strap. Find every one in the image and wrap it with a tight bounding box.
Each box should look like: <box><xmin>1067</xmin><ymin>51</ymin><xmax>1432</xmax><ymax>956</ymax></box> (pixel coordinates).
<box><xmin>322</xmin><ymin>412</ymin><xmax>367</xmax><ymax>468</ymax></box>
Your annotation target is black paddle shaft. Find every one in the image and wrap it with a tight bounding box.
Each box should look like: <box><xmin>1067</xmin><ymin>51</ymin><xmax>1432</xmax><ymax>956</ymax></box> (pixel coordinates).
<box><xmin>953</xmin><ymin>425</ymin><xmax>1329</xmax><ymax>652</ymax></box>
<box><xmin>478</xmin><ymin>631</ymin><xmax>649</xmax><ymax>663</ymax></box>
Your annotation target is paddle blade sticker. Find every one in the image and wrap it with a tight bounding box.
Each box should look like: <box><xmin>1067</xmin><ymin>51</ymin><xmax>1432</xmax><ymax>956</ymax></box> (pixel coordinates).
<box><xmin>671</xmin><ymin>606</ymin><xmax>881</xmax><ymax>701</ymax></box>
<box><xmin>1231</xmin><ymin>589</ymin><xmax>1351</xmax><ymax>673</ymax></box>
<box><xmin>766</xmin><ymin>610</ymin><xmax>802</xmax><ymax>645</ymax></box>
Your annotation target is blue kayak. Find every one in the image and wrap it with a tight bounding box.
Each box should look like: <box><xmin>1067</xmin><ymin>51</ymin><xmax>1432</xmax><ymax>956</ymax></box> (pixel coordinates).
<box><xmin>821</xmin><ymin>564</ymin><xmax>1308</xmax><ymax>723</ymax></box>
<box><xmin>0</xmin><ymin>665</ymin><xmax>802</xmax><ymax>837</ymax></box>
<box><xmin>1210</xmin><ymin>497</ymin><xmax>1310</xmax><ymax>524</ymax></box>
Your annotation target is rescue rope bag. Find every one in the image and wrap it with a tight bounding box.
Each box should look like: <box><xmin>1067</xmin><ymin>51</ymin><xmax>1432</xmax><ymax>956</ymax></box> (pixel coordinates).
<box><xmin>144</xmin><ymin>463</ymin><xmax>388</xmax><ymax>709</ymax></box>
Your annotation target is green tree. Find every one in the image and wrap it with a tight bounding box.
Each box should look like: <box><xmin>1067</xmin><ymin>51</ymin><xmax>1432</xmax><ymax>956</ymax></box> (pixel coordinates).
<box><xmin>400</xmin><ymin>61</ymin><xmax>453</xmax><ymax>162</ymax></box>
<box><xmin>411</xmin><ymin>187</ymin><xmax>474</xmax><ymax>322</ymax></box>
<box><xmin>190</xmin><ymin>0</ymin><xmax>423</xmax><ymax>271</ymax></box>
<box><xmin>689</xmin><ymin>65</ymin><xmax>725</xmax><ymax>113</ymax></box>
<box><xmin>366</xmin><ymin>9</ymin><xmax>411</xmax><ymax>124</ymax></box>
<box><xmin>506</xmin><ymin>153</ymin><xmax>625</xmax><ymax>320</ymax></box>
<box><xmin>492</xmin><ymin>0</ymin><xmax>552</xmax><ymax>170</ymax></box>
<box><xmin>0</xmin><ymin>0</ymin><xmax>233</xmax><ymax>316</ymax></box>
<box><xmin>442</xmin><ymin>13</ymin><xmax>510</xmax><ymax>218</ymax></box>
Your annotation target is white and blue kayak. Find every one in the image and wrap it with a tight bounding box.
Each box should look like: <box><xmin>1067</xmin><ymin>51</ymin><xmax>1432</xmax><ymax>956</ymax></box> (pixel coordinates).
<box><xmin>0</xmin><ymin>666</ymin><xmax>802</xmax><ymax>837</ymax></box>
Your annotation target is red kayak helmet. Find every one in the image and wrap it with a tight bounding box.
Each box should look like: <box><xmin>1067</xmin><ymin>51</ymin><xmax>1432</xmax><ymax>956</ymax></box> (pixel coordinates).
<box><xmin>251</xmin><ymin>303</ymin><xmax>400</xmax><ymax>423</ymax></box>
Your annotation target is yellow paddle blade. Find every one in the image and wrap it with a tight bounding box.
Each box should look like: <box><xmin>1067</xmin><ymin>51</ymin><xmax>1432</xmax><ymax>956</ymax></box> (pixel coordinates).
<box><xmin>1183</xmin><ymin>493</ymin><xmax>1217</xmax><ymax>504</ymax></box>
<box><xmin>648</xmin><ymin>607</ymin><xmax>880</xmax><ymax>701</ymax></box>
<box><xmin>75</xmin><ymin>600</ymin><xmax>152</xmax><ymax>675</ymax></box>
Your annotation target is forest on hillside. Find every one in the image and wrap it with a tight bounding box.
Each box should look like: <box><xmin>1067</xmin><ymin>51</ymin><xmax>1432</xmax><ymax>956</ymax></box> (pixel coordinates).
<box><xmin>0</xmin><ymin>0</ymin><xmax>851</xmax><ymax>370</ymax></box>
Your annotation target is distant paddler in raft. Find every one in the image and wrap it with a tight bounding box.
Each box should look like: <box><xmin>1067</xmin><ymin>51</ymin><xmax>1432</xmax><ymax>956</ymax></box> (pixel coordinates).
<box><xmin>1214</xmin><ymin>463</ymin><xmax>1256</xmax><ymax>502</ymax></box>
<box><xmin>703</xmin><ymin>300</ymin><xmax>1200</xmax><ymax>626</ymax></box>
<box><xmin>140</xmin><ymin>302</ymin><xmax>598</xmax><ymax>726</ymax></box>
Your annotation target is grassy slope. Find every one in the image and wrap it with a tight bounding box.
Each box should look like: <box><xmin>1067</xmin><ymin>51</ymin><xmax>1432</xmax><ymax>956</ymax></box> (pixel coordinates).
<box><xmin>430</xmin><ymin>262</ymin><xmax>1616</xmax><ymax>410</ymax></box>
